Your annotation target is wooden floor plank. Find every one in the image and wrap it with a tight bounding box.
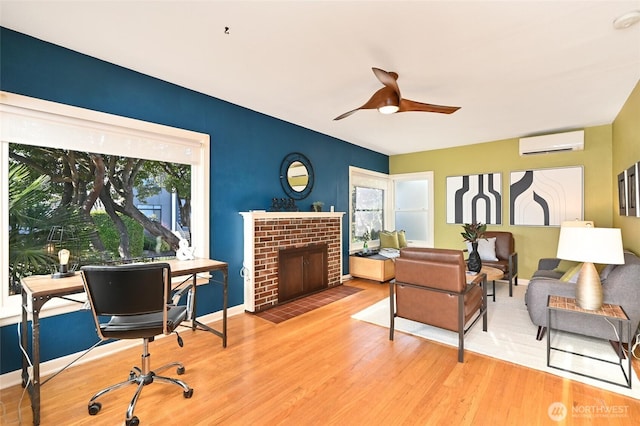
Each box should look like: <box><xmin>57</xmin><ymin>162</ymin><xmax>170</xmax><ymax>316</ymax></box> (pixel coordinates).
<box><xmin>1</xmin><ymin>279</ymin><xmax>639</xmax><ymax>425</ymax></box>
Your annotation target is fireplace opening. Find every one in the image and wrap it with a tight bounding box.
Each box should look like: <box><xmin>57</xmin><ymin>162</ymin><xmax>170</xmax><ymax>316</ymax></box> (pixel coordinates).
<box><xmin>278</xmin><ymin>243</ymin><xmax>328</xmax><ymax>303</ymax></box>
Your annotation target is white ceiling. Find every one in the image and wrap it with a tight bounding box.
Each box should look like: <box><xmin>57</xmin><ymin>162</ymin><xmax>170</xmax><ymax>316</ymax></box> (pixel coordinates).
<box><xmin>2</xmin><ymin>1</ymin><xmax>640</xmax><ymax>155</ymax></box>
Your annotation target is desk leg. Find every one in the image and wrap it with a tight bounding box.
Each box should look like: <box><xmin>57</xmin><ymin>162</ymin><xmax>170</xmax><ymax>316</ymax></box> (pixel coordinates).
<box><xmin>21</xmin><ymin>290</ymin><xmax>29</xmax><ymax>387</ymax></box>
<box><xmin>189</xmin><ymin>274</ymin><xmax>197</xmax><ymax>331</ymax></box>
<box><xmin>23</xmin><ymin>295</ymin><xmax>45</xmax><ymax>425</ymax></box>
<box><xmin>188</xmin><ymin>268</ymin><xmax>228</xmax><ymax>348</ymax></box>
<box><xmin>222</xmin><ymin>267</ymin><xmax>227</xmax><ymax>348</ymax></box>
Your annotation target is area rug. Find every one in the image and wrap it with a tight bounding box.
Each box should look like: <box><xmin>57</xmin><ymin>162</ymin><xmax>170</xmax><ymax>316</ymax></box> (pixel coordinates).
<box><xmin>352</xmin><ymin>283</ymin><xmax>639</xmax><ymax>399</ymax></box>
<box><xmin>255</xmin><ymin>285</ymin><xmax>363</xmax><ymax>324</ymax></box>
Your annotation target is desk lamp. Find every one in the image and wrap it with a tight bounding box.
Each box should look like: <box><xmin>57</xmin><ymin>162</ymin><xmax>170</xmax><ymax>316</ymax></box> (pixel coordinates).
<box><xmin>556</xmin><ymin>225</ymin><xmax>625</xmax><ymax>310</ymax></box>
<box><xmin>52</xmin><ymin>248</ymin><xmax>75</xmax><ymax>279</ymax></box>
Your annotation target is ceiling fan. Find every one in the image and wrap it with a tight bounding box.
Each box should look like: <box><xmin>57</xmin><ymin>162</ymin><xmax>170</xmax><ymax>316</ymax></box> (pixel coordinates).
<box><xmin>334</xmin><ymin>67</ymin><xmax>460</xmax><ymax>120</ymax></box>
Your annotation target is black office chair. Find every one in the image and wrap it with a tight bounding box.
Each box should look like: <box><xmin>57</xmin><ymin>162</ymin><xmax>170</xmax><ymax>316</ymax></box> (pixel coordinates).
<box><xmin>81</xmin><ymin>263</ymin><xmax>193</xmax><ymax>426</ymax></box>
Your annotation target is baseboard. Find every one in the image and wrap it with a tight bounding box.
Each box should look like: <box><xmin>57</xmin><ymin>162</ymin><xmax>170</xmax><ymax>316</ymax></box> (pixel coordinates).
<box><xmin>0</xmin><ymin>304</ymin><xmax>246</xmax><ymax>390</ymax></box>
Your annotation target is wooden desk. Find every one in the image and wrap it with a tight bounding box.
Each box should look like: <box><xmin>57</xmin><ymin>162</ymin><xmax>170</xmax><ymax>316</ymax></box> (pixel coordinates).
<box><xmin>20</xmin><ymin>258</ymin><xmax>228</xmax><ymax>425</ymax></box>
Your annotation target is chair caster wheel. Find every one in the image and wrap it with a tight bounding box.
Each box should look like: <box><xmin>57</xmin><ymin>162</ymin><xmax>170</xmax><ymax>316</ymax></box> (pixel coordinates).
<box><xmin>126</xmin><ymin>416</ymin><xmax>140</xmax><ymax>426</ymax></box>
<box><xmin>88</xmin><ymin>402</ymin><xmax>101</xmax><ymax>415</ymax></box>
<box><xmin>184</xmin><ymin>388</ymin><xmax>194</xmax><ymax>398</ymax></box>
<box><xmin>177</xmin><ymin>366</ymin><xmax>185</xmax><ymax>375</ymax></box>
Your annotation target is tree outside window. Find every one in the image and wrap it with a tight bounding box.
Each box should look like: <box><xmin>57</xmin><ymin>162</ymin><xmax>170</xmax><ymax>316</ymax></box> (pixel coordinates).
<box><xmin>7</xmin><ymin>143</ymin><xmax>191</xmax><ymax>296</ymax></box>
<box><xmin>351</xmin><ymin>186</ymin><xmax>384</xmax><ymax>243</ymax></box>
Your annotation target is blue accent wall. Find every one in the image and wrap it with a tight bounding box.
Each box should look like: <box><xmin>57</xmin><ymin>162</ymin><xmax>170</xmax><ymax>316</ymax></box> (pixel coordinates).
<box><xmin>0</xmin><ymin>27</ymin><xmax>388</xmax><ymax>374</ymax></box>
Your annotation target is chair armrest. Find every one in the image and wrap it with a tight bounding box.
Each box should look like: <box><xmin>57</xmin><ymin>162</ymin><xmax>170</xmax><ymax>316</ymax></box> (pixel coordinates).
<box><xmin>508</xmin><ymin>252</ymin><xmax>518</xmax><ymax>276</ymax></box>
<box><xmin>538</xmin><ymin>258</ymin><xmax>561</xmax><ymax>271</ymax></box>
<box><xmin>469</xmin><ymin>273</ymin><xmax>486</xmax><ymax>287</ymax></box>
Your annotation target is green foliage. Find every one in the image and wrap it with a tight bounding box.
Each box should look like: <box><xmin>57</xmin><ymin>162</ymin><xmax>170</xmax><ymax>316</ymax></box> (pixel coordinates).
<box><xmin>461</xmin><ymin>222</ymin><xmax>487</xmax><ymax>243</ymax></box>
<box><xmin>143</xmin><ymin>233</ymin><xmax>171</xmax><ymax>253</ymax></box>
<box><xmin>8</xmin><ymin>163</ymin><xmax>57</xmax><ymax>294</ymax></box>
<box><xmin>92</xmin><ymin>212</ymin><xmax>144</xmax><ymax>258</ymax></box>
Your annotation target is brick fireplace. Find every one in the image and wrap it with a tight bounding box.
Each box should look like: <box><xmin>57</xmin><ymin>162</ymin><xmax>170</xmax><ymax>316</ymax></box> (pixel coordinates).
<box><xmin>240</xmin><ymin>211</ymin><xmax>344</xmax><ymax>312</ymax></box>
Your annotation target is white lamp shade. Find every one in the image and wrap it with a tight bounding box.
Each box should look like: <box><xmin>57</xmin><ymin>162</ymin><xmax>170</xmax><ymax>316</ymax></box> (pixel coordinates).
<box><xmin>556</xmin><ymin>227</ymin><xmax>625</xmax><ymax>265</ymax></box>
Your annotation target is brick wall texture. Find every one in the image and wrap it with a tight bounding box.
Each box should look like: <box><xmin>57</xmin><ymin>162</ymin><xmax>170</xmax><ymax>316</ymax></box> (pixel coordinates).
<box><xmin>252</xmin><ymin>217</ymin><xmax>342</xmax><ymax>312</ymax></box>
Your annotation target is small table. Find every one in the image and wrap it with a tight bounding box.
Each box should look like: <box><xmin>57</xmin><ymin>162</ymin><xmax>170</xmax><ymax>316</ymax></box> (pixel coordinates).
<box><xmin>20</xmin><ymin>258</ymin><xmax>228</xmax><ymax>425</ymax></box>
<box><xmin>547</xmin><ymin>295</ymin><xmax>632</xmax><ymax>389</ymax></box>
<box><xmin>349</xmin><ymin>254</ymin><xmax>395</xmax><ymax>282</ymax></box>
<box><xmin>467</xmin><ymin>266</ymin><xmax>504</xmax><ymax>301</ymax></box>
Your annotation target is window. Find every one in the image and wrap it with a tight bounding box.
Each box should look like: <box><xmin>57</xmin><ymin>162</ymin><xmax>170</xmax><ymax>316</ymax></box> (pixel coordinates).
<box><xmin>353</xmin><ymin>186</ymin><xmax>384</xmax><ymax>241</ymax></box>
<box><xmin>349</xmin><ymin>166</ymin><xmax>390</xmax><ymax>251</ymax></box>
<box><xmin>349</xmin><ymin>167</ymin><xmax>434</xmax><ymax>252</ymax></box>
<box><xmin>0</xmin><ymin>92</ymin><xmax>210</xmax><ymax>324</ymax></box>
<box><xmin>392</xmin><ymin>172</ymin><xmax>434</xmax><ymax>247</ymax></box>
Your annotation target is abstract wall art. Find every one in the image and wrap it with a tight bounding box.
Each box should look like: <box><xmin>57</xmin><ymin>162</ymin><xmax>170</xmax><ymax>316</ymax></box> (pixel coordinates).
<box><xmin>509</xmin><ymin>166</ymin><xmax>583</xmax><ymax>226</ymax></box>
<box><xmin>626</xmin><ymin>163</ymin><xmax>637</xmax><ymax>217</ymax></box>
<box><xmin>446</xmin><ymin>173</ymin><xmax>502</xmax><ymax>224</ymax></box>
<box><xmin>618</xmin><ymin>170</ymin><xmax>627</xmax><ymax>216</ymax></box>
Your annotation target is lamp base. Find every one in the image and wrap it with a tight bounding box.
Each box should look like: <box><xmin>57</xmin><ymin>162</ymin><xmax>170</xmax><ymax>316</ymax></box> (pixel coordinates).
<box><xmin>575</xmin><ymin>262</ymin><xmax>603</xmax><ymax>310</ymax></box>
<box><xmin>52</xmin><ymin>271</ymin><xmax>75</xmax><ymax>279</ymax></box>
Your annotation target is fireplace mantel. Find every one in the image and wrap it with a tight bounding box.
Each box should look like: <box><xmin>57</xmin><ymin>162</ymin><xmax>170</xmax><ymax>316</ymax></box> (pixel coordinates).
<box><xmin>240</xmin><ymin>211</ymin><xmax>345</xmax><ymax>220</ymax></box>
<box><xmin>240</xmin><ymin>211</ymin><xmax>345</xmax><ymax>312</ymax></box>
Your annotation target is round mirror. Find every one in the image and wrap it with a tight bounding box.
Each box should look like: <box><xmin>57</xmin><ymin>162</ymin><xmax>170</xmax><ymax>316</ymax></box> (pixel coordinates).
<box><xmin>280</xmin><ymin>152</ymin><xmax>314</xmax><ymax>199</ymax></box>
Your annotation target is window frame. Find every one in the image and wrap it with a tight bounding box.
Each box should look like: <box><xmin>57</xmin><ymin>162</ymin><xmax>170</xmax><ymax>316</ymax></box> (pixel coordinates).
<box><xmin>349</xmin><ymin>166</ymin><xmax>392</xmax><ymax>252</ymax></box>
<box><xmin>0</xmin><ymin>92</ymin><xmax>210</xmax><ymax>325</ymax></box>
<box><xmin>390</xmin><ymin>171</ymin><xmax>435</xmax><ymax>248</ymax></box>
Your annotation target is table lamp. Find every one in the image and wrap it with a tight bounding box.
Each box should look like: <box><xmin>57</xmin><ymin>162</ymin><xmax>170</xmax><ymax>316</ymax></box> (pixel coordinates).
<box><xmin>556</xmin><ymin>225</ymin><xmax>625</xmax><ymax>310</ymax></box>
<box><xmin>52</xmin><ymin>248</ymin><xmax>75</xmax><ymax>279</ymax></box>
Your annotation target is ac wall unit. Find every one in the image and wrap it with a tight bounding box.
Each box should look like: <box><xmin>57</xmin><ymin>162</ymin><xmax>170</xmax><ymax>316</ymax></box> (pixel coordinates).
<box><xmin>519</xmin><ymin>130</ymin><xmax>584</xmax><ymax>156</ymax></box>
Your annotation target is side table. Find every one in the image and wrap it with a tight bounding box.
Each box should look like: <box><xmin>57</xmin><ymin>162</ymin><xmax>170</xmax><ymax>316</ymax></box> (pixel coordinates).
<box><xmin>349</xmin><ymin>254</ymin><xmax>395</xmax><ymax>282</ymax></box>
<box><xmin>547</xmin><ymin>295</ymin><xmax>632</xmax><ymax>388</ymax></box>
<box><xmin>466</xmin><ymin>266</ymin><xmax>504</xmax><ymax>301</ymax></box>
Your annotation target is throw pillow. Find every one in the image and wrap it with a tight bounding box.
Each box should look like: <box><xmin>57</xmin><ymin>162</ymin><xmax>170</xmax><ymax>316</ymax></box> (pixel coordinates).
<box><xmin>397</xmin><ymin>230</ymin><xmax>408</xmax><ymax>248</ymax></box>
<box><xmin>599</xmin><ymin>263</ymin><xmax>616</xmax><ymax>281</ymax></box>
<box><xmin>379</xmin><ymin>230</ymin><xmax>400</xmax><ymax>249</ymax></box>
<box><xmin>553</xmin><ymin>259</ymin><xmax>580</xmax><ymax>274</ymax></box>
<box><xmin>465</xmin><ymin>237</ymin><xmax>498</xmax><ymax>261</ymax></box>
<box><xmin>560</xmin><ymin>263</ymin><xmax>583</xmax><ymax>283</ymax></box>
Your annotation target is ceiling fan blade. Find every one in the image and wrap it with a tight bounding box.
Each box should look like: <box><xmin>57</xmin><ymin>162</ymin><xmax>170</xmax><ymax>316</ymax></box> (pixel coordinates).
<box><xmin>334</xmin><ymin>87</ymin><xmax>400</xmax><ymax>120</ymax></box>
<box><xmin>334</xmin><ymin>109</ymin><xmax>360</xmax><ymax>120</ymax></box>
<box><xmin>399</xmin><ymin>98</ymin><xmax>460</xmax><ymax>114</ymax></box>
<box><xmin>372</xmin><ymin>67</ymin><xmax>401</xmax><ymax>98</ymax></box>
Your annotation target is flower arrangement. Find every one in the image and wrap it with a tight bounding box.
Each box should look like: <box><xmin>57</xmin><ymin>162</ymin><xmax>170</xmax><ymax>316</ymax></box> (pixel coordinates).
<box><xmin>461</xmin><ymin>222</ymin><xmax>487</xmax><ymax>243</ymax></box>
<box><xmin>361</xmin><ymin>229</ymin><xmax>371</xmax><ymax>251</ymax></box>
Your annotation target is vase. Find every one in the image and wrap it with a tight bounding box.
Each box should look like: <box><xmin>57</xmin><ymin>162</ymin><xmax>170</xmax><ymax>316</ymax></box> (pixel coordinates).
<box><xmin>363</xmin><ymin>241</ymin><xmax>369</xmax><ymax>254</ymax></box>
<box><xmin>467</xmin><ymin>241</ymin><xmax>482</xmax><ymax>273</ymax></box>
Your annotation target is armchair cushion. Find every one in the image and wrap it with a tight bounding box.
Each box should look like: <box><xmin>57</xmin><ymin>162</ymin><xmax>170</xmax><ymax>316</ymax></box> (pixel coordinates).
<box><xmin>465</xmin><ymin>237</ymin><xmax>498</xmax><ymax>261</ymax></box>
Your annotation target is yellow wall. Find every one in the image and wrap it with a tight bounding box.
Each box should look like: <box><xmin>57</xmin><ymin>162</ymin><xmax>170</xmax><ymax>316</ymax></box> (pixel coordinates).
<box><xmin>389</xmin><ymin>125</ymin><xmax>614</xmax><ymax>279</ymax></box>
<box><xmin>613</xmin><ymin>79</ymin><xmax>640</xmax><ymax>254</ymax></box>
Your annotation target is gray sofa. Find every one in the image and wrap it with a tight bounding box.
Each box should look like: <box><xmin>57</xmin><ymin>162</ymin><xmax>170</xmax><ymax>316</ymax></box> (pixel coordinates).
<box><xmin>524</xmin><ymin>251</ymin><xmax>640</xmax><ymax>343</ymax></box>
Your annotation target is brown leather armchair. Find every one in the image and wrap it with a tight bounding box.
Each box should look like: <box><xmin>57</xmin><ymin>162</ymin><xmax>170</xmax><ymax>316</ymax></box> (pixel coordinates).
<box><xmin>481</xmin><ymin>231</ymin><xmax>518</xmax><ymax>297</ymax></box>
<box><xmin>389</xmin><ymin>247</ymin><xmax>488</xmax><ymax>362</ymax></box>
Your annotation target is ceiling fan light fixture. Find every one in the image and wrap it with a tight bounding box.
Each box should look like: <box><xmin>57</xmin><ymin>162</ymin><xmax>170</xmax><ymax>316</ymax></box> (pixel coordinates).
<box><xmin>378</xmin><ymin>105</ymin><xmax>399</xmax><ymax>114</ymax></box>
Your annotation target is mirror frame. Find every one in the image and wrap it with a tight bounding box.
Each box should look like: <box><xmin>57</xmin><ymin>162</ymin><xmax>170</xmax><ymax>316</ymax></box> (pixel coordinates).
<box><xmin>279</xmin><ymin>152</ymin><xmax>314</xmax><ymax>200</ymax></box>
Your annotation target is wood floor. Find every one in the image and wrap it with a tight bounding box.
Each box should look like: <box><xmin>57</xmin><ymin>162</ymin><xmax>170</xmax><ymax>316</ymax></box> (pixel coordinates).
<box><xmin>2</xmin><ymin>279</ymin><xmax>639</xmax><ymax>425</ymax></box>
